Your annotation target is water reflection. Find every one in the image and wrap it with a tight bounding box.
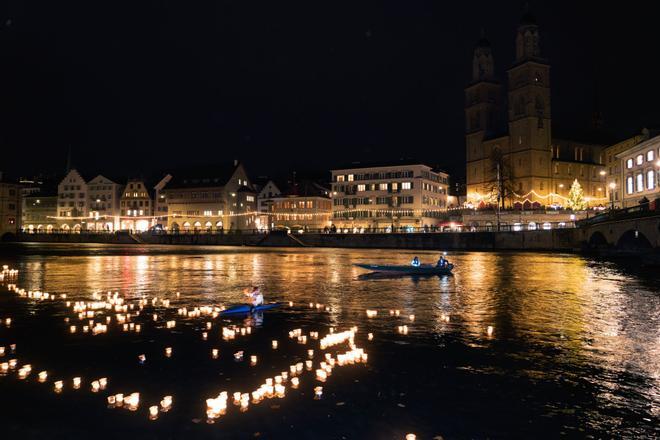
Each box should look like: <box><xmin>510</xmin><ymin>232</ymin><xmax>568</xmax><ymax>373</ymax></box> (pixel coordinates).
<box><xmin>0</xmin><ymin>245</ymin><xmax>658</xmax><ymax>437</ymax></box>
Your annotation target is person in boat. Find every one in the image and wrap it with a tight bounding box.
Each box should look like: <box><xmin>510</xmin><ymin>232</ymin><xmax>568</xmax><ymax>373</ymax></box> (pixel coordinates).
<box><xmin>411</xmin><ymin>256</ymin><xmax>421</xmax><ymax>267</ymax></box>
<box><xmin>244</xmin><ymin>286</ymin><xmax>264</xmax><ymax>310</ymax></box>
<box><xmin>436</xmin><ymin>254</ymin><xmax>450</xmax><ymax>268</ymax></box>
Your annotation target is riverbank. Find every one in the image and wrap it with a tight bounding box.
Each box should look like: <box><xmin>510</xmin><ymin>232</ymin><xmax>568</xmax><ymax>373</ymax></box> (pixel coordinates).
<box><xmin>7</xmin><ymin>229</ymin><xmax>580</xmax><ymax>251</ymax></box>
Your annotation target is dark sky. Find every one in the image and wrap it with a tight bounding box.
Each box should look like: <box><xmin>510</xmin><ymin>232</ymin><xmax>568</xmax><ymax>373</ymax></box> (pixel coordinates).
<box><xmin>1</xmin><ymin>1</ymin><xmax>659</xmax><ymax>183</ymax></box>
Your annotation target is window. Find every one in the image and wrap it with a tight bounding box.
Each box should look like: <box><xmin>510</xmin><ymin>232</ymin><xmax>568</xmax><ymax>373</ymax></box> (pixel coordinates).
<box><xmin>402</xmin><ymin>182</ymin><xmax>412</xmax><ymax>190</ymax></box>
<box><xmin>336</xmin><ymin>175</ymin><xmax>345</xmax><ymax>182</ymax></box>
<box><xmin>379</xmin><ymin>183</ymin><xmax>388</xmax><ymax>191</ymax></box>
<box><xmin>626</xmin><ymin>159</ymin><xmax>633</xmax><ymax>169</ymax></box>
<box><xmin>391</xmin><ymin>182</ymin><xmax>398</xmax><ymax>191</ymax></box>
<box><xmin>357</xmin><ymin>184</ymin><xmax>366</xmax><ymax>192</ymax></box>
<box><xmin>246</xmin><ymin>195</ymin><xmax>255</xmax><ymax>202</ymax></box>
<box><xmin>647</xmin><ymin>150</ymin><xmax>655</xmax><ymax>162</ymax></box>
<box><xmin>347</xmin><ymin>174</ymin><xmax>354</xmax><ymax>181</ymax></box>
<box><xmin>636</xmin><ymin>154</ymin><xmax>644</xmax><ymax>165</ymax></box>
<box><xmin>204</xmin><ymin>210</ymin><xmax>213</xmax><ymax>216</ymax></box>
<box><xmin>627</xmin><ymin>176</ymin><xmax>634</xmax><ymax>194</ymax></box>
<box><xmin>636</xmin><ymin>173</ymin><xmax>644</xmax><ymax>192</ymax></box>
<box><xmin>647</xmin><ymin>170</ymin><xmax>655</xmax><ymax>190</ymax></box>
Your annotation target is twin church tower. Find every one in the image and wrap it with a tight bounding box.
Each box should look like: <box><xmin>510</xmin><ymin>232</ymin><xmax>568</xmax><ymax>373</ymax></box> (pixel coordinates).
<box><xmin>465</xmin><ymin>9</ymin><xmax>606</xmax><ymax>207</ymax></box>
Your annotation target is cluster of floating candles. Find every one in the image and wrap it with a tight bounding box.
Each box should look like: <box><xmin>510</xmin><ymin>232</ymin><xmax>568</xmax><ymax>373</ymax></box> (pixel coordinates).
<box><xmin>366</xmin><ymin>309</ymin><xmax>378</xmax><ymax>318</ymax></box>
<box><xmin>397</xmin><ymin>325</ymin><xmax>409</xmax><ymax>335</ymax></box>
<box><xmin>320</xmin><ymin>329</ymin><xmax>356</xmax><ymax>350</ymax></box>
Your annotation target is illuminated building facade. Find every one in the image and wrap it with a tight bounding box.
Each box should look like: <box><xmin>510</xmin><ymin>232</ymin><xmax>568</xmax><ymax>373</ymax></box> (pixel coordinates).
<box><xmin>87</xmin><ymin>175</ymin><xmax>122</xmax><ymax>231</ymax></box>
<box><xmin>330</xmin><ymin>163</ymin><xmax>450</xmax><ymax>230</ymax></box>
<box><xmin>162</xmin><ymin>161</ymin><xmax>257</xmax><ymax>232</ymax></box>
<box><xmin>465</xmin><ymin>10</ymin><xmax>607</xmax><ymax>208</ymax></box>
<box><xmin>119</xmin><ymin>179</ymin><xmax>153</xmax><ymax>231</ymax></box>
<box><xmin>57</xmin><ymin>169</ymin><xmax>89</xmax><ymax>232</ymax></box>
<box><xmin>0</xmin><ymin>180</ymin><xmax>21</xmax><ymax>238</ymax></box>
<box><xmin>269</xmin><ymin>181</ymin><xmax>331</xmax><ymax>231</ymax></box>
<box><xmin>616</xmin><ymin>133</ymin><xmax>660</xmax><ymax>208</ymax></box>
<box><xmin>22</xmin><ymin>195</ymin><xmax>58</xmax><ymax>233</ymax></box>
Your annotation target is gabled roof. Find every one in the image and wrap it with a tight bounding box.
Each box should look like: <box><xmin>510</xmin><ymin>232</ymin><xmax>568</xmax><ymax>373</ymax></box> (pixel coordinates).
<box><xmin>165</xmin><ymin>162</ymin><xmax>241</xmax><ymax>189</ymax></box>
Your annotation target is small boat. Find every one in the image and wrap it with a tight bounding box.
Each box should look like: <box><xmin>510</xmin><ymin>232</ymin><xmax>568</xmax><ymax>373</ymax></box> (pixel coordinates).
<box><xmin>354</xmin><ymin>263</ymin><xmax>454</xmax><ymax>275</ymax></box>
<box><xmin>220</xmin><ymin>303</ymin><xmax>283</xmax><ymax>316</ymax></box>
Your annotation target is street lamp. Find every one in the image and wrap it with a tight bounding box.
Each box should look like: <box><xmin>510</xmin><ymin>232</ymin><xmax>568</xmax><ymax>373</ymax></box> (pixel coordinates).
<box><xmin>608</xmin><ymin>182</ymin><xmax>616</xmax><ymax>211</ymax></box>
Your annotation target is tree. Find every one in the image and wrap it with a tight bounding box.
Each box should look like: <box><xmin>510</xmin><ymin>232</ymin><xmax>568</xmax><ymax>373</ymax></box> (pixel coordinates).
<box><xmin>484</xmin><ymin>147</ymin><xmax>515</xmax><ymax>209</ymax></box>
<box><xmin>567</xmin><ymin>179</ymin><xmax>586</xmax><ymax>210</ymax></box>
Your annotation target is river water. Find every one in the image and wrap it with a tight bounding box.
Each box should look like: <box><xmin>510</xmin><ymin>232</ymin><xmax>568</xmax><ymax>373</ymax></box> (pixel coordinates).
<box><xmin>0</xmin><ymin>243</ymin><xmax>658</xmax><ymax>439</ymax></box>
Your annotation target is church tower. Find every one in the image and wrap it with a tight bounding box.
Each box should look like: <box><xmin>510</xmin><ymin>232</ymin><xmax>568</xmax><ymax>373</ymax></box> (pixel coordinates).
<box><xmin>465</xmin><ymin>31</ymin><xmax>503</xmax><ymax>200</ymax></box>
<box><xmin>506</xmin><ymin>7</ymin><xmax>552</xmax><ymax>198</ymax></box>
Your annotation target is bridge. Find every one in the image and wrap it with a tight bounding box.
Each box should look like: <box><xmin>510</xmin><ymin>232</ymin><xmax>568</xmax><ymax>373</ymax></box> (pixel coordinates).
<box><xmin>577</xmin><ymin>205</ymin><xmax>660</xmax><ymax>252</ymax></box>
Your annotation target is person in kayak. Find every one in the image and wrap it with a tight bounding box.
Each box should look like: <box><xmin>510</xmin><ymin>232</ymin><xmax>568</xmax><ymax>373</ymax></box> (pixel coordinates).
<box><xmin>244</xmin><ymin>286</ymin><xmax>264</xmax><ymax>311</ymax></box>
<box><xmin>411</xmin><ymin>256</ymin><xmax>421</xmax><ymax>267</ymax></box>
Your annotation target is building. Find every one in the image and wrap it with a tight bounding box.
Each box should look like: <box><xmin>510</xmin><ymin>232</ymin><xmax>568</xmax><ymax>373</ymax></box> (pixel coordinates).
<box><xmin>269</xmin><ymin>181</ymin><xmax>331</xmax><ymax>231</ymax></box>
<box><xmin>153</xmin><ymin>174</ymin><xmax>172</xmax><ymax>229</ymax></box>
<box><xmin>602</xmin><ymin>129</ymin><xmax>653</xmax><ymax>208</ymax></box>
<box><xmin>617</xmin><ymin>133</ymin><xmax>660</xmax><ymax>208</ymax></box>
<box><xmin>22</xmin><ymin>185</ymin><xmax>58</xmax><ymax>233</ymax></box>
<box><xmin>119</xmin><ymin>179</ymin><xmax>154</xmax><ymax>231</ymax></box>
<box><xmin>330</xmin><ymin>163</ymin><xmax>450</xmax><ymax>230</ymax></box>
<box><xmin>87</xmin><ymin>175</ymin><xmax>122</xmax><ymax>231</ymax></box>
<box><xmin>162</xmin><ymin>161</ymin><xmax>257</xmax><ymax>232</ymax></box>
<box><xmin>0</xmin><ymin>178</ymin><xmax>21</xmax><ymax>238</ymax></box>
<box><xmin>465</xmin><ymin>10</ymin><xmax>607</xmax><ymax>209</ymax></box>
<box><xmin>57</xmin><ymin>169</ymin><xmax>88</xmax><ymax>232</ymax></box>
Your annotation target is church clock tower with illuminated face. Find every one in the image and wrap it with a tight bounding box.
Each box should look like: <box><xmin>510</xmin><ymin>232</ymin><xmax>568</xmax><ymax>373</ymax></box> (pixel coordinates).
<box><xmin>506</xmin><ymin>9</ymin><xmax>552</xmax><ymax>196</ymax></box>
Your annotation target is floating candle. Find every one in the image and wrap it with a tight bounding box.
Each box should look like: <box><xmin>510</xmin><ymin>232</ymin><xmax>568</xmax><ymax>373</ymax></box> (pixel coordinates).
<box><xmin>406</xmin><ymin>434</ymin><xmax>416</xmax><ymax>440</ymax></box>
<box><xmin>38</xmin><ymin>371</ymin><xmax>48</xmax><ymax>382</ymax></box>
<box><xmin>99</xmin><ymin>377</ymin><xmax>108</xmax><ymax>389</ymax></box>
<box><xmin>314</xmin><ymin>386</ymin><xmax>323</xmax><ymax>399</ymax></box>
<box><xmin>73</xmin><ymin>377</ymin><xmax>82</xmax><ymax>389</ymax></box>
<box><xmin>165</xmin><ymin>347</ymin><xmax>172</xmax><ymax>357</ymax></box>
<box><xmin>91</xmin><ymin>381</ymin><xmax>100</xmax><ymax>392</ymax></box>
<box><xmin>160</xmin><ymin>395</ymin><xmax>173</xmax><ymax>411</ymax></box>
<box><xmin>308</xmin><ymin>349</ymin><xmax>314</xmax><ymax>358</ymax></box>
<box><xmin>368</xmin><ymin>332</ymin><xmax>374</xmax><ymax>340</ymax></box>
<box><xmin>149</xmin><ymin>405</ymin><xmax>159</xmax><ymax>420</ymax></box>
<box><xmin>138</xmin><ymin>354</ymin><xmax>146</xmax><ymax>363</ymax></box>
<box><xmin>305</xmin><ymin>360</ymin><xmax>312</xmax><ymax>370</ymax></box>
<box><xmin>409</xmin><ymin>314</ymin><xmax>415</xmax><ymax>321</ymax></box>
<box><xmin>366</xmin><ymin>310</ymin><xmax>377</xmax><ymax>318</ymax></box>
<box><xmin>272</xmin><ymin>340</ymin><xmax>278</xmax><ymax>349</ymax></box>
<box><xmin>212</xmin><ymin>349</ymin><xmax>219</xmax><ymax>359</ymax></box>
<box><xmin>54</xmin><ymin>380</ymin><xmax>63</xmax><ymax>392</ymax></box>
<box><xmin>291</xmin><ymin>377</ymin><xmax>300</xmax><ymax>388</ymax></box>
<box><xmin>107</xmin><ymin>395</ymin><xmax>116</xmax><ymax>405</ymax></box>
<box><xmin>250</xmin><ymin>355</ymin><xmax>257</xmax><ymax>365</ymax></box>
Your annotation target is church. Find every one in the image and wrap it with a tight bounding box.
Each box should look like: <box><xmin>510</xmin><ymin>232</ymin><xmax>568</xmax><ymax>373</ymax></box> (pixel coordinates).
<box><xmin>465</xmin><ymin>9</ymin><xmax>608</xmax><ymax>209</ymax></box>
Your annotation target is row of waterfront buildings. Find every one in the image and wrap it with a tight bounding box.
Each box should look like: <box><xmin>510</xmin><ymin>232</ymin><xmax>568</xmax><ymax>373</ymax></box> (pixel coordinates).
<box><xmin>2</xmin><ymin>8</ymin><xmax>659</xmax><ymax>238</ymax></box>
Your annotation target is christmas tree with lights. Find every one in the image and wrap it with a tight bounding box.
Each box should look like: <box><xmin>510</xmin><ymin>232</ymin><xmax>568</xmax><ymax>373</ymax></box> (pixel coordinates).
<box><xmin>567</xmin><ymin>179</ymin><xmax>586</xmax><ymax>210</ymax></box>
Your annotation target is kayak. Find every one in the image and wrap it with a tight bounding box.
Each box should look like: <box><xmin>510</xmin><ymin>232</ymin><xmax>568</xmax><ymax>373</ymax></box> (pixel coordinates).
<box><xmin>220</xmin><ymin>303</ymin><xmax>283</xmax><ymax>316</ymax></box>
<box><xmin>354</xmin><ymin>263</ymin><xmax>454</xmax><ymax>275</ymax></box>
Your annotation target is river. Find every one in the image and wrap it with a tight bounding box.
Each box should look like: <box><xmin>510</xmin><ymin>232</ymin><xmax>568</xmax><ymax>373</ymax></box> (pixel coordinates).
<box><xmin>0</xmin><ymin>243</ymin><xmax>658</xmax><ymax>439</ymax></box>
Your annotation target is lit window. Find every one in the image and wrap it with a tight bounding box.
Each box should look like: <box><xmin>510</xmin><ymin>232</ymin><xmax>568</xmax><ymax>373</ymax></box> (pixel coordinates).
<box><xmin>636</xmin><ymin>173</ymin><xmax>644</xmax><ymax>192</ymax></box>
<box><xmin>392</xmin><ymin>182</ymin><xmax>398</xmax><ymax>191</ymax></box>
<box><xmin>627</xmin><ymin>176</ymin><xmax>633</xmax><ymax>194</ymax></box>
<box><xmin>204</xmin><ymin>210</ymin><xmax>213</xmax><ymax>216</ymax></box>
<box><xmin>139</xmin><ymin>210</ymin><xmax>143</xmax><ymax>216</ymax></box>
<box><xmin>357</xmin><ymin>184</ymin><xmax>366</xmax><ymax>192</ymax></box>
<box><xmin>336</xmin><ymin>175</ymin><xmax>345</xmax><ymax>182</ymax></box>
<box><xmin>238</xmin><ymin>179</ymin><xmax>242</xmax><ymax>185</ymax></box>
<box><xmin>647</xmin><ymin>150</ymin><xmax>655</xmax><ymax>161</ymax></box>
<box><xmin>402</xmin><ymin>182</ymin><xmax>412</xmax><ymax>190</ymax></box>
<box><xmin>626</xmin><ymin>159</ymin><xmax>633</xmax><ymax>169</ymax></box>
<box><xmin>636</xmin><ymin>154</ymin><xmax>644</xmax><ymax>165</ymax></box>
<box><xmin>379</xmin><ymin>183</ymin><xmax>388</xmax><ymax>191</ymax></box>
<box><xmin>246</xmin><ymin>195</ymin><xmax>255</xmax><ymax>202</ymax></box>
<box><xmin>647</xmin><ymin>170</ymin><xmax>655</xmax><ymax>190</ymax></box>
<box><xmin>347</xmin><ymin>174</ymin><xmax>354</xmax><ymax>181</ymax></box>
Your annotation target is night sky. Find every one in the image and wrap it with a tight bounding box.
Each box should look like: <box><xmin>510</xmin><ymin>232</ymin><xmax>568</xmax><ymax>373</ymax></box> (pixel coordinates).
<box><xmin>1</xmin><ymin>1</ymin><xmax>659</xmax><ymax>183</ymax></box>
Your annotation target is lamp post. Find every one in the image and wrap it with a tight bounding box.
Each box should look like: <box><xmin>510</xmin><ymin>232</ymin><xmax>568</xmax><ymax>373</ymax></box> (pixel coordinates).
<box><xmin>608</xmin><ymin>182</ymin><xmax>616</xmax><ymax>211</ymax></box>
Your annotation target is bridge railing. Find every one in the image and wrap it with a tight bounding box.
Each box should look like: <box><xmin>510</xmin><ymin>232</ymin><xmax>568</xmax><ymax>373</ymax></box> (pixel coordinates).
<box><xmin>577</xmin><ymin>202</ymin><xmax>660</xmax><ymax>227</ymax></box>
